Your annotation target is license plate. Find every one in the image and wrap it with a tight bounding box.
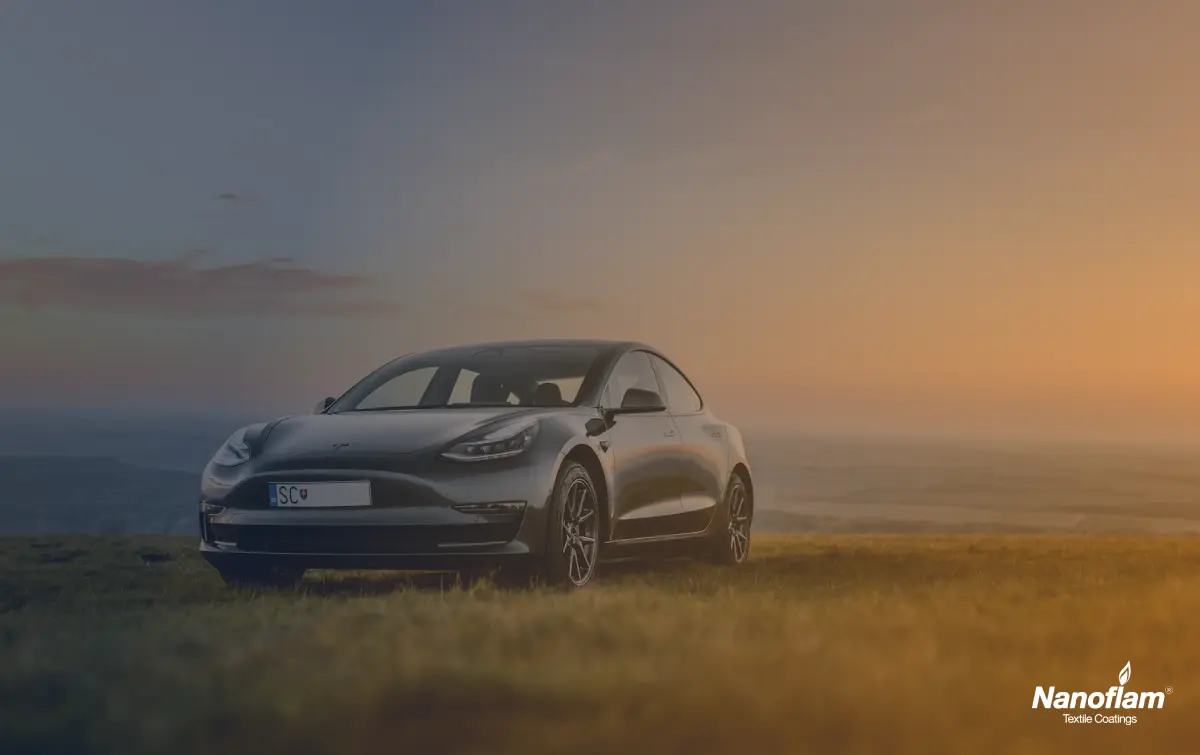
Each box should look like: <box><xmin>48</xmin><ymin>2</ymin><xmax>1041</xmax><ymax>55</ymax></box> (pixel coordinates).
<box><xmin>269</xmin><ymin>481</ymin><xmax>371</xmax><ymax>508</ymax></box>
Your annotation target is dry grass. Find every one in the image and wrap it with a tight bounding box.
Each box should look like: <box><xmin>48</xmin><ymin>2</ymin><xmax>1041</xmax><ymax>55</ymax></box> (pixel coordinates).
<box><xmin>2</xmin><ymin>533</ymin><xmax>1198</xmax><ymax>754</ymax></box>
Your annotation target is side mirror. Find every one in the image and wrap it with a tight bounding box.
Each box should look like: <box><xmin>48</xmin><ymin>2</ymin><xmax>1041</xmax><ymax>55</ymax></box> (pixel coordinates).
<box><xmin>314</xmin><ymin>396</ymin><xmax>335</xmax><ymax>414</ymax></box>
<box><xmin>585</xmin><ymin>417</ymin><xmax>608</xmax><ymax>437</ymax></box>
<box><xmin>616</xmin><ymin>387</ymin><xmax>666</xmax><ymax>413</ymax></box>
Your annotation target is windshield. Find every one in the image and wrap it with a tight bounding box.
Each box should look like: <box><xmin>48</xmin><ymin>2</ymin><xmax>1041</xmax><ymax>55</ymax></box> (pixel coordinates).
<box><xmin>329</xmin><ymin>345</ymin><xmax>603</xmax><ymax>412</ymax></box>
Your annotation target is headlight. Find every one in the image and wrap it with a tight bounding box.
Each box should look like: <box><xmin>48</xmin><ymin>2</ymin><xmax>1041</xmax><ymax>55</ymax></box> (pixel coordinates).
<box><xmin>211</xmin><ymin>427</ymin><xmax>252</xmax><ymax>467</ymax></box>
<box><xmin>441</xmin><ymin>418</ymin><xmax>540</xmax><ymax>462</ymax></box>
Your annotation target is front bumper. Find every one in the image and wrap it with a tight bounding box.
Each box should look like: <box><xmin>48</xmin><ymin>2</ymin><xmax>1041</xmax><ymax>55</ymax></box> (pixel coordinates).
<box><xmin>199</xmin><ymin>503</ymin><xmax>536</xmax><ymax>569</ymax></box>
<box><xmin>199</xmin><ymin>455</ymin><xmax>556</xmax><ymax>570</ymax></box>
<box><xmin>200</xmin><ymin>547</ymin><xmax>533</xmax><ymax>572</ymax></box>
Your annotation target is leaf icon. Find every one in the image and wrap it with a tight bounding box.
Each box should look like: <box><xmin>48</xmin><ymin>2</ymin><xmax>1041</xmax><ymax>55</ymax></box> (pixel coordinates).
<box><xmin>1119</xmin><ymin>661</ymin><xmax>1132</xmax><ymax>686</ymax></box>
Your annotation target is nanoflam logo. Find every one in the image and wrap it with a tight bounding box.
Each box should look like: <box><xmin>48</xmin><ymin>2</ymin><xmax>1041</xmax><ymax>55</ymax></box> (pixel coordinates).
<box><xmin>1033</xmin><ymin>662</ymin><xmax>1173</xmax><ymax>726</ymax></box>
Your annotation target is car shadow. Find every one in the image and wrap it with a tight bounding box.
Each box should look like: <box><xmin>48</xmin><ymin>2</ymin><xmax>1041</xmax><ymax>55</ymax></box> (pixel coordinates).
<box><xmin>297</xmin><ymin>570</ymin><xmax>474</xmax><ymax>595</ymax></box>
<box><xmin>597</xmin><ymin>557</ymin><xmax>696</xmax><ymax>578</ymax></box>
<box><xmin>292</xmin><ymin>558</ymin><xmax>701</xmax><ymax>595</ymax></box>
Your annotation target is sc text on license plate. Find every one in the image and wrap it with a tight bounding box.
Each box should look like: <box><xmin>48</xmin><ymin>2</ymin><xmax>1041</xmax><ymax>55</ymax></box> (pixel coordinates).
<box><xmin>269</xmin><ymin>481</ymin><xmax>371</xmax><ymax>508</ymax></box>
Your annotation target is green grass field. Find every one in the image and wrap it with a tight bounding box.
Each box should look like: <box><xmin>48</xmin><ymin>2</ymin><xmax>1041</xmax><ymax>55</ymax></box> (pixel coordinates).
<box><xmin>2</xmin><ymin>533</ymin><xmax>1198</xmax><ymax>754</ymax></box>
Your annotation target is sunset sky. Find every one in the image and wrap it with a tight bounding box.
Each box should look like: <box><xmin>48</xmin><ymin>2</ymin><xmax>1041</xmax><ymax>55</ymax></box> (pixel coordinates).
<box><xmin>2</xmin><ymin>1</ymin><xmax>1199</xmax><ymax>441</ymax></box>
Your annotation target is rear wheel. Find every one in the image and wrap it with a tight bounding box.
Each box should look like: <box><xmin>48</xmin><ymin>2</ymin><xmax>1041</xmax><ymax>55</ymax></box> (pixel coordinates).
<box><xmin>540</xmin><ymin>461</ymin><xmax>602</xmax><ymax>587</ymax></box>
<box><xmin>707</xmin><ymin>474</ymin><xmax>751</xmax><ymax>565</ymax></box>
<box><xmin>217</xmin><ymin>562</ymin><xmax>305</xmax><ymax>589</ymax></box>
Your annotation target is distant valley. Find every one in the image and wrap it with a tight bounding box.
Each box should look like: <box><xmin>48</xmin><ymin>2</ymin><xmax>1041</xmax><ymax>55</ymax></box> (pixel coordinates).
<box><xmin>0</xmin><ymin>412</ymin><xmax>241</xmax><ymax>535</ymax></box>
<box><xmin>0</xmin><ymin>456</ymin><xmax>199</xmax><ymax>534</ymax></box>
<box><xmin>2</xmin><ymin>412</ymin><xmax>1200</xmax><ymax>536</ymax></box>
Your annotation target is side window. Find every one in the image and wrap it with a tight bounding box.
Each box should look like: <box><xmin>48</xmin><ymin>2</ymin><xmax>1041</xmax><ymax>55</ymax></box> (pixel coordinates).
<box><xmin>649</xmin><ymin>355</ymin><xmax>703</xmax><ymax>414</ymax></box>
<box><xmin>603</xmin><ymin>351</ymin><xmax>663</xmax><ymax>409</ymax></box>
<box><xmin>356</xmin><ymin>366</ymin><xmax>437</xmax><ymax>409</ymax></box>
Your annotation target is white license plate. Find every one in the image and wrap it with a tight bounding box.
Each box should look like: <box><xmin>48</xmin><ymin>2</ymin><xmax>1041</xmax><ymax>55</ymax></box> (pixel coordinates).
<box><xmin>269</xmin><ymin>481</ymin><xmax>371</xmax><ymax>508</ymax></box>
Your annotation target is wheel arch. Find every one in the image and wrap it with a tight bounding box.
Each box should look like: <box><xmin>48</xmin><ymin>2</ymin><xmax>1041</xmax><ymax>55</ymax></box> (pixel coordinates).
<box><xmin>731</xmin><ymin>462</ymin><xmax>754</xmax><ymax>514</ymax></box>
<box><xmin>557</xmin><ymin>443</ymin><xmax>611</xmax><ymax>542</ymax></box>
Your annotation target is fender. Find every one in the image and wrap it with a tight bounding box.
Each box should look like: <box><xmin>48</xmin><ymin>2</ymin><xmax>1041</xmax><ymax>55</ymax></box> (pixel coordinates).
<box><xmin>248</xmin><ymin>415</ymin><xmax>296</xmax><ymax>455</ymax></box>
<box><xmin>549</xmin><ymin>431</ymin><xmax>617</xmax><ymax>541</ymax></box>
<box><xmin>723</xmin><ymin>422</ymin><xmax>753</xmax><ymax>500</ymax></box>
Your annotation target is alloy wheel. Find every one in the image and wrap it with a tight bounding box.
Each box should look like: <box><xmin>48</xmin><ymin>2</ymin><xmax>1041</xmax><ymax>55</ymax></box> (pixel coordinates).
<box><xmin>561</xmin><ymin>477</ymin><xmax>599</xmax><ymax>585</ymax></box>
<box><xmin>727</xmin><ymin>482</ymin><xmax>750</xmax><ymax>563</ymax></box>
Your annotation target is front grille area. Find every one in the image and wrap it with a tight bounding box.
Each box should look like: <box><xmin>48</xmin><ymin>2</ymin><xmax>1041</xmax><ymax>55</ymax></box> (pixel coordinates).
<box><xmin>207</xmin><ymin>522</ymin><xmax>521</xmax><ymax>554</ymax></box>
<box><xmin>221</xmin><ymin>478</ymin><xmax>441</xmax><ymax>510</ymax></box>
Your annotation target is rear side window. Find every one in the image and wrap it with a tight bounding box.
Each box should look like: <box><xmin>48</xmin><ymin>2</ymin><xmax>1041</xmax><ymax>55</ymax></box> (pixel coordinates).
<box><xmin>649</xmin><ymin>355</ymin><xmax>703</xmax><ymax>414</ymax></box>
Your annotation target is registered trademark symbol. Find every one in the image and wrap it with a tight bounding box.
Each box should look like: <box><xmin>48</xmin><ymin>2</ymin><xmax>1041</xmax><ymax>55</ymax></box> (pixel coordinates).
<box><xmin>1165</xmin><ymin>686</ymin><xmax>1173</xmax><ymax>695</ymax></box>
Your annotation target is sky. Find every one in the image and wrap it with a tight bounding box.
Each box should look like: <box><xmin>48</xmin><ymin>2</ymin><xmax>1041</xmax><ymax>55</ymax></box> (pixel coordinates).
<box><xmin>2</xmin><ymin>1</ymin><xmax>1199</xmax><ymax>442</ymax></box>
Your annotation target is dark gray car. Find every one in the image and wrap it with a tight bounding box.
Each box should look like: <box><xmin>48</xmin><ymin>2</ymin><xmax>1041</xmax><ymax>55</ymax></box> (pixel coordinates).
<box><xmin>199</xmin><ymin>339</ymin><xmax>753</xmax><ymax>588</ymax></box>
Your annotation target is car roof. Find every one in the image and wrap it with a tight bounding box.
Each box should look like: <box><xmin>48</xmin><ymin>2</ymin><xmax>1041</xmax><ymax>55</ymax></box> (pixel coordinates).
<box><xmin>410</xmin><ymin>338</ymin><xmax>653</xmax><ymax>360</ymax></box>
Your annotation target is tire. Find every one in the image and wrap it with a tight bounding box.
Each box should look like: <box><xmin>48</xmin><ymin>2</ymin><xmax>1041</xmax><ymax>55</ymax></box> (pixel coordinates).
<box><xmin>539</xmin><ymin>461</ymin><xmax>602</xmax><ymax>587</ymax></box>
<box><xmin>707</xmin><ymin>473</ymin><xmax>752</xmax><ymax>566</ymax></box>
<box><xmin>218</xmin><ymin>562</ymin><xmax>305</xmax><ymax>589</ymax></box>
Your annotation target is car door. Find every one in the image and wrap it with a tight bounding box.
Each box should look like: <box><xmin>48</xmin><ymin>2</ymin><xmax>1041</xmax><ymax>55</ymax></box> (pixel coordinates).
<box><xmin>601</xmin><ymin>350</ymin><xmax>690</xmax><ymax>540</ymax></box>
<box><xmin>648</xmin><ymin>353</ymin><xmax>727</xmax><ymax>533</ymax></box>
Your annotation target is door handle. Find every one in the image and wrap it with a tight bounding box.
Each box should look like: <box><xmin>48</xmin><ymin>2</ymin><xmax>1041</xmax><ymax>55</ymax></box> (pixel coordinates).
<box><xmin>663</xmin><ymin>430</ymin><xmax>676</xmax><ymax>437</ymax></box>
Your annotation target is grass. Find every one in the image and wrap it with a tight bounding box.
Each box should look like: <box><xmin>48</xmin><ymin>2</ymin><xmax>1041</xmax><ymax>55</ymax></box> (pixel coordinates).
<box><xmin>2</xmin><ymin>533</ymin><xmax>1198</xmax><ymax>755</ymax></box>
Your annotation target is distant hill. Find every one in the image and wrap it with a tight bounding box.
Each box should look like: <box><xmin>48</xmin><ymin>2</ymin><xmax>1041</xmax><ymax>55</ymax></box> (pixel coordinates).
<box><xmin>0</xmin><ymin>456</ymin><xmax>199</xmax><ymax>535</ymax></box>
<box><xmin>0</xmin><ymin>410</ymin><xmax>248</xmax><ymax>472</ymax></box>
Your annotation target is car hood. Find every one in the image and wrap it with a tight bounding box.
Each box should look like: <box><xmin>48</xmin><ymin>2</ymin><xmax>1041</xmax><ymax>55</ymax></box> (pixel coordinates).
<box><xmin>259</xmin><ymin>407</ymin><xmax>545</xmax><ymax>458</ymax></box>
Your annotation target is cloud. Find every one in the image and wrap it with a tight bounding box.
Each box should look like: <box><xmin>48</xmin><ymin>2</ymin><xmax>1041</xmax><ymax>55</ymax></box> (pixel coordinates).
<box><xmin>0</xmin><ymin>253</ymin><xmax>401</xmax><ymax>318</ymax></box>
<box><xmin>214</xmin><ymin>192</ymin><xmax>260</xmax><ymax>206</ymax></box>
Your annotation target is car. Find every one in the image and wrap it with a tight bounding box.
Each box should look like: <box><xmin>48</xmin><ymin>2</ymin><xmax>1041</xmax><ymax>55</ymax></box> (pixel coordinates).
<box><xmin>198</xmin><ymin>339</ymin><xmax>754</xmax><ymax>588</ymax></box>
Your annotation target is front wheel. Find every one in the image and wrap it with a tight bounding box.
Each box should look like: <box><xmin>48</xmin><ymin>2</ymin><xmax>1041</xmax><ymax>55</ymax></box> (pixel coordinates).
<box><xmin>540</xmin><ymin>461</ymin><xmax>602</xmax><ymax>587</ymax></box>
<box><xmin>707</xmin><ymin>474</ymin><xmax>751</xmax><ymax>565</ymax></box>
